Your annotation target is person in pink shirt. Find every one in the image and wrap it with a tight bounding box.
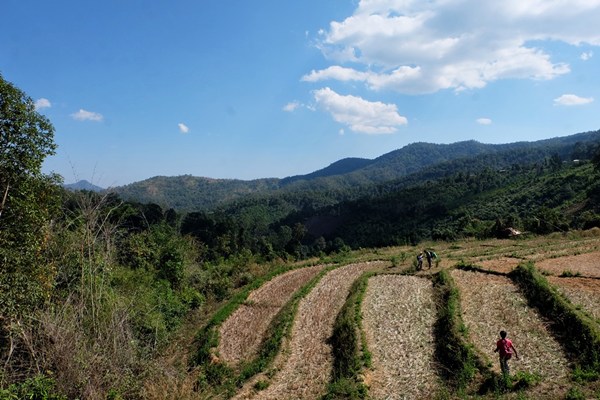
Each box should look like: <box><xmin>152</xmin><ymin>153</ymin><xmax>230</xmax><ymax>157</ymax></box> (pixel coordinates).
<box><xmin>494</xmin><ymin>330</ymin><xmax>519</xmax><ymax>375</ymax></box>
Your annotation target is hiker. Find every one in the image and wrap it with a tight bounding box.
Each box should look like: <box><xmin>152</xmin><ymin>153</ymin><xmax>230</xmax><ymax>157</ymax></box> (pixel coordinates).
<box><xmin>417</xmin><ymin>252</ymin><xmax>423</xmax><ymax>270</ymax></box>
<box><xmin>425</xmin><ymin>250</ymin><xmax>433</xmax><ymax>269</ymax></box>
<box><xmin>494</xmin><ymin>330</ymin><xmax>519</xmax><ymax>375</ymax></box>
<box><xmin>424</xmin><ymin>249</ymin><xmax>438</xmax><ymax>269</ymax></box>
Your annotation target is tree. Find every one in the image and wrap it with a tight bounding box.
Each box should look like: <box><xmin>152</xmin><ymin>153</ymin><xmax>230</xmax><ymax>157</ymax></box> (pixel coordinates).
<box><xmin>0</xmin><ymin>74</ymin><xmax>59</xmax><ymax>320</ymax></box>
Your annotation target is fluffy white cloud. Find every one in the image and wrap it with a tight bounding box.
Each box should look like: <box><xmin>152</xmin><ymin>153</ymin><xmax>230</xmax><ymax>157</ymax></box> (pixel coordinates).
<box><xmin>34</xmin><ymin>98</ymin><xmax>51</xmax><ymax>110</ymax></box>
<box><xmin>178</xmin><ymin>123</ymin><xmax>190</xmax><ymax>133</ymax></box>
<box><xmin>283</xmin><ymin>101</ymin><xmax>301</xmax><ymax>112</ymax></box>
<box><xmin>476</xmin><ymin>118</ymin><xmax>492</xmax><ymax>125</ymax></box>
<box><xmin>581</xmin><ymin>51</ymin><xmax>593</xmax><ymax>60</ymax></box>
<box><xmin>71</xmin><ymin>109</ymin><xmax>103</xmax><ymax>121</ymax></box>
<box><xmin>554</xmin><ymin>94</ymin><xmax>594</xmax><ymax>106</ymax></box>
<box><xmin>310</xmin><ymin>0</ymin><xmax>600</xmax><ymax>94</ymax></box>
<box><xmin>313</xmin><ymin>87</ymin><xmax>407</xmax><ymax>134</ymax></box>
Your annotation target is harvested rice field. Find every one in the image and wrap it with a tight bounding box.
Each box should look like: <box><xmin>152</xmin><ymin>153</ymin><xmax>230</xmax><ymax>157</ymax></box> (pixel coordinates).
<box><xmin>535</xmin><ymin>252</ymin><xmax>600</xmax><ymax>277</ymax></box>
<box><xmin>548</xmin><ymin>276</ymin><xmax>600</xmax><ymax>322</ymax></box>
<box><xmin>451</xmin><ymin>269</ymin><xmax>571</xmax><ymax>398</ymax></box>
<box><xmin>218</xmin><ymin>264</ymin><xmax>325</xmax><ymax>365</ymax></box>
<box><xmin>361</xmin><ymin>275</ymin><xmax>438</xmax><ymax>399</ymax></box>
<box><xmin>241</xmin><ymin>261</ymin><xmax>385</xmax><ymax>400</ymax></box>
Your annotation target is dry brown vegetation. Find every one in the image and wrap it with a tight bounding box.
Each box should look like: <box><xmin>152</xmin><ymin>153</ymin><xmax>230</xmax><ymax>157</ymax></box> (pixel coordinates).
<box><xmin>218</xmin><ymin>264</ymin><xmax>325</xmax><ymax>365</ymax></box>
<box><xmin>236</xmin><ymin>261</ymin><xmax>385</xmax><ymax>400</ymax></box>
<box><xmin>548</xmin><ymin>276</ymin><xmax>600</xmax><ymax>322</ymax></box>
<box><xmin>536</xmin><ymin>252</ymin><xmax>600</xmax><ymax>277</ymax></box>
<box><xmin>361</xmin><ymin>275</ymin><xmax>438</xmax><ymax>399</ymax></box>
<box><xmin>451</xmin><ymin>269</ymin><xmax>571</xmax><ymax>398</ymax></box>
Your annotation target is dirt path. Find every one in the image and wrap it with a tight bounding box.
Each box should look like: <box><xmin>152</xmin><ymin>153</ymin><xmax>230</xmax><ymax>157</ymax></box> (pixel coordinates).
<box><xmin>361</xmin><ymin>275</ymin><xmax>438</xmax><ymax>399</ymax></box>
<box><xmin>451</xmin><ymin>269</ymin><xmax>570</xmax><ymax>398</ymax></box>
<box><xmin>236</xmin><ymin>261</ymin><xmax>385</xmax><ymax>400</ymax></box>
<box><xmin>218</xmin><ymin>264</ymin><xmax>325</xmax><ymax>365</ymax></box>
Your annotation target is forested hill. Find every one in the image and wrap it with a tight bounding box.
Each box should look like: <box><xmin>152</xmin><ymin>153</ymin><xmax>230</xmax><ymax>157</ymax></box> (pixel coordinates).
<box><xmin>113</xmin><ymin>129</ymin><xmax>600</xmax><ymax>211</ymax></box>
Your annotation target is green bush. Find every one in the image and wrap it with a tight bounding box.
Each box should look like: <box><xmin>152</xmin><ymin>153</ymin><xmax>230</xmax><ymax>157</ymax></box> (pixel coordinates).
<box><xmin>0</xmin><ymin>374</ymin><xmax>66</xmax><ymax>400</ymax></box>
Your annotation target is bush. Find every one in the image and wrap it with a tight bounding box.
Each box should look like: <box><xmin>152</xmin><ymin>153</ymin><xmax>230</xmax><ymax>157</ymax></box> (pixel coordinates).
<box><xmin>0</xmin><ymin>374</ymin><xmax>66</xmax><ymax>400</ymax></box>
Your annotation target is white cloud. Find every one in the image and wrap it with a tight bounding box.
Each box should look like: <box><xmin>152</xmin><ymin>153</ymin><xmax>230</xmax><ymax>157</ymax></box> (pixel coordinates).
<box><xmin>310</xmin><ymin>0</ymin><xmax>600</xmax><ymax>94</ymax></box>
<box><xmin>581</xmin><ymin>51</ymin><xmax>593</xmax><ymax>60</ymax></box>
<box><xmin>313</xmin><ymin>87</ymin><xmax>407</xmax><ymax>134</ymax></box>
<box><xmin>70</xmin><ymin>109</ymin><xmax>103</xmax><ymax>122</ymax></box>
<box><xmin>283</xmin><ymin>101</ymin><xmax>301</xmax><ymax>112</ymax></box>
<box><xmin>178</xmin><ymin>123</ymin><xmax>190</xmax><ymax>133</ymax></box>
<box><xmin>34</xmin><ymin>98</ymin><xmax>51</xmax><ymax>110</ymax></box>
<box><xmin>476</xmin><ymin>118</ymin><xmax>492</xmax><ymax>125</ymax></box>
<box><xmin>554</xmin><ymin>94</ymin><xmax>594</xmax><ymax>106</ymax></box>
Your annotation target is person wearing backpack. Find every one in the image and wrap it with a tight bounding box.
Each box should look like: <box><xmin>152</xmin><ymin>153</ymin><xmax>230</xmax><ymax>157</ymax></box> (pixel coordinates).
<box><xmin>494</xmin><ymin>330</ymin><xmax>519</xmax><ymax>375</ymax></box>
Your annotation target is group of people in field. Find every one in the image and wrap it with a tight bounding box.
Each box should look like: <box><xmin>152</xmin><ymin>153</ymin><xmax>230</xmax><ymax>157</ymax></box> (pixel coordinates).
<box><xmin>414</xmin><ymin>250</ymin><xmax>520</xmax><ymax>376</ymax></box>
<box><xmin>416</xmin><ymin>249</ymin><xmax>437</xmax><ymax>270</ymax></box>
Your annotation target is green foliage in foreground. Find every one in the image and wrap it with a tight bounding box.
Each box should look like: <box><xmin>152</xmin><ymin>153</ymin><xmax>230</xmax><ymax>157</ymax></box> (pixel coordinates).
<box><xmin>510</xmin><ymin>262</ymin><xmax>600</xmax><ymax>375</ymax></box>
<box><xmin>0</xmin><ymin>374</ymin><xmax>66</xmax><ymax>400</ymax></box>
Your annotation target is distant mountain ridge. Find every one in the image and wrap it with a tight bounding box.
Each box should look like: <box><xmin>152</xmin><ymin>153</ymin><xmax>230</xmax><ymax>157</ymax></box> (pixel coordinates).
<box><xmin>112</xmin><ymin>129</ymin><xmax>600</xmax><ymax>211</ymax></box>
<box><xmin>64</xmin><ymin>180</ymin><xmax>104</xmax><ymax>192</ymax></box>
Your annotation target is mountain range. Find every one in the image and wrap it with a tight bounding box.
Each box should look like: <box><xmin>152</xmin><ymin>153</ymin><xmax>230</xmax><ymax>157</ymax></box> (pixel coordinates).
<box><xmin>111</xmin><ymin>129</ymin><xmax>600</xmax><ymax>212</ymax></box>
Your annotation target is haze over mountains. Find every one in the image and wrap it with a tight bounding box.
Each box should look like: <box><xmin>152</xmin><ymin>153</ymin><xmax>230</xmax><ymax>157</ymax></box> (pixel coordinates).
<box><xmin>109</xmin><ymin>129</ymin><xmax>600</xmax><ymax>211</ymax></box>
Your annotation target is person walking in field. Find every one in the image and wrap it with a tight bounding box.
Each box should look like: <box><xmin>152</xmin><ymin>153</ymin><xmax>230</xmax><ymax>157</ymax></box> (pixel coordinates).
<box><xmin>425</xmin><ymin>250</ymin><xmax>437</xmax><ymax>269</ymax></box>
<box><xmin>494</xmin><ymin>330</ymin><xmax>519</xmax><ymax>375</ymax></box>
<box><xmin>416</xmin><ymin>252</ymin><xmax>423</xmax><ymax>270</ymax></box>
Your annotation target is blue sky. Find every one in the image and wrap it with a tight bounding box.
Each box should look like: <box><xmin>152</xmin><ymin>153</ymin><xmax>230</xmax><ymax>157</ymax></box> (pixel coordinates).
<box><xmin>2</xmin><ymin>0</ymin><xmax>599</xmax><ymax>187</ymax></box>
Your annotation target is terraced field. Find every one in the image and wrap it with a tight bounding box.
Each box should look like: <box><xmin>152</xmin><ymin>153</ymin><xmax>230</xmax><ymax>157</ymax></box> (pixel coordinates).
<box><xmin>452</xmin><ymin>269</ymin><xmax>570</xmax><ymax>397</ymax></box>
<box><xmin>218</xmin><ymin>264</ymin><xmax>325</xmax><ymax>365</ymax></box>
<box><xmin>183</xmin><ymin>231</ymin><xmax>600</xmax><ymax>399</ymax></box>
<box><xmin>361</xmin><ymin>275</ymin><xmax>438</xmax><ymax>399</ymax></box>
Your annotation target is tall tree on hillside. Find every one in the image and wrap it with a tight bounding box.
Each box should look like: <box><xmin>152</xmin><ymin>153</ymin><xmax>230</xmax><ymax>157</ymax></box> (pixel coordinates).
<box><xmin>0</xmin><ymin>74</ymin><xmax>59</xmax><ymax>321</ymax></box>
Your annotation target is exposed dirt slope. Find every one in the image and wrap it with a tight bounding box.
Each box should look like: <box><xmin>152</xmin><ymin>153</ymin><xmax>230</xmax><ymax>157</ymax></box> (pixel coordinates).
<box><xmin>452</xmin><ymin>269</ymin><xmax>570</xmax><ymax>398</ymax></box>
<box><xmin>218</xmin><ymin>264</ymin><xmax>325</xmax><ymax>365</ymax></box>
<box><xmin>240</xmin><ymin>261</ymin><xmax>385</xmax><ymax>400</ymax></box>
<box><xmin>361</xmin><ymin>275</ymin><xmax>438</xmax><ymax>399</ymax></box>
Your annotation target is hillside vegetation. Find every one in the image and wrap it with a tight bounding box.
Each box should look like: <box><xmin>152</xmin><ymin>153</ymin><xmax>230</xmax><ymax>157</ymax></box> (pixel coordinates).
<box><xmin>2</xmin><ymin>74</ymin><xmax>600</xmax><ymax>399</ymax></box>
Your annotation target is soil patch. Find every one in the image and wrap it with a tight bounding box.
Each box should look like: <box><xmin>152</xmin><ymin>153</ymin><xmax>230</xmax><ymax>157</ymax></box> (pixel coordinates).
<box><xmin>548</xmin><ymin>276</ymin><xmax>600</xmax><ymax>322</ymax></box>
<box><xmin>535</xmin><ymin>252</ymin><xmax>600</xmax><ymax>277</ymax></box>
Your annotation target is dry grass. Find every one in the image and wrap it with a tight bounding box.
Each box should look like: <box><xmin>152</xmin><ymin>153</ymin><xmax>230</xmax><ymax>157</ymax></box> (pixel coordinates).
<box><xmin>535</xmin><ymin>252</ymin><xmax>600</xmax><ymax>277</ymax></box>
<box><xmin>548</xmin><ymin>276</ymin><xmax>600</xmax><ymax>322</ymax></box>
<box><xmin>218</xmin><ymin>264</ymin><xmax>325</xmax><ymax>365</ymax></box>
<box><xmin>236</xmin><ymin>261</ymin><xmax>385</xmax><ymax>400</ymax></box>
<box><xmin>435</xmin><ymin>233</ymin><xmax>600</xmax><ymax>270</ymax></box>
<box><xmin>361</xmin><ymin>275</ymin><xmax>438</xmax><ymax>399</ymax></box>
<box><xmin>451</xmin><ymin>269</ymin><xmax>570</xmax><ymax>398</ymax></box>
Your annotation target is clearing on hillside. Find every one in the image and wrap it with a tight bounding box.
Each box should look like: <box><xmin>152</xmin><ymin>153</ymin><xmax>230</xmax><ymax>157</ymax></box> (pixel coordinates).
<box><xmin>451</xmin><ymin>269</ymin><xmax>570</xmax><ymax>398</ymax></box>
<box><xmin>235</xmin><ymin>261</ymin><xmax>385</xmax><ymax>400</ymax></box>
<box><xmin>361</xmin><ymin>275</ymin><xmax>438</xmax><ymax>399</ymax></box>
<box><xmin>548</xmin><ymin>276</ymin><xmax>600</xmax><ymax>322</ymax></box>
<box><xmin>218</xmin><ymin>264</ymin><xmax>325</xmax><ymax>365</ymax></box>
